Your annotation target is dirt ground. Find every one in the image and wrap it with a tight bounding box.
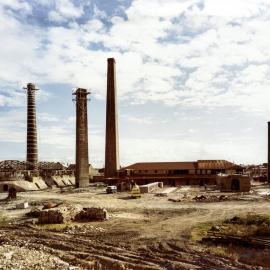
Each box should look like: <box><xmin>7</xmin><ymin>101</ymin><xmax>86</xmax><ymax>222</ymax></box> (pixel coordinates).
<box><xmin>0</xmin><ymin>184</ymin><xmax>270</xmax><ymax>270</ymax></box>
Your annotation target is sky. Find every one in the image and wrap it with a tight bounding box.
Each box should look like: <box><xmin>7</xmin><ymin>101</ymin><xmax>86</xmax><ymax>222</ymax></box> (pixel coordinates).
<box><xmin>0</xmin><ymin>0</ymin><xmax>269</xmax><ymax>167</ymax></box>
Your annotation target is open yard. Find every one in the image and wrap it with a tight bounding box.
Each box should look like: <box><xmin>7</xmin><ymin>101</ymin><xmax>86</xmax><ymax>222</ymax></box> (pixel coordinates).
<box><xmin>0</xmin><ymin>184</ymin><xmax>270</xmax><ymax>269</ymax></box>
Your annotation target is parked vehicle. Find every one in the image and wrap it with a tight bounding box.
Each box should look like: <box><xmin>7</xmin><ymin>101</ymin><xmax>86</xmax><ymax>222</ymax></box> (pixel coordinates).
<box><xmin>106</xmin><ymin>185</ymin><xmax>117</xmax><ymax>194</ymax></box>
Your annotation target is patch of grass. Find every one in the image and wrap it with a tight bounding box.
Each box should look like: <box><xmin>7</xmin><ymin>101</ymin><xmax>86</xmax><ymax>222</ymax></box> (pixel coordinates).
<box><xmin>220</xmin><ymin>223</ymin><xmax>258</xmax><ymax>237</ymax></box>
<box><xmin>205</xmin><ymin>245</ymin><xmax>239</xmax><ymax>261</ymax></box>
<box><xmin>225</xmin><ymin>214</ymin><xmax>270</xmax><ymax>226</ymax></box>
<box><xmin>190</xmin><ymin>215</ymin><xmax>270</xmax><ymax>267</ymax></box>
<box><xmin>190</xmin><ymin>222</ymin><xmax>214</xmax><ymax>241</ymax></box>
<box><xmin>190</xmin><ymin>214</ymin><xmax>270</xmax><ymax>245</ymax></box>
<box><xmin>223</xmin><ymin>214</ymin><xmax>270</xmax><ymax>237</ymax></box>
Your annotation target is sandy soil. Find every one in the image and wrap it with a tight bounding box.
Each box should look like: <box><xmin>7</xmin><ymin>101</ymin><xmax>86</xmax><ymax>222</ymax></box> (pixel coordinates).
<box><xmin>0</xmin><ymin>185</ymin><xmax>270</xmax><ymax>269</ymax></box>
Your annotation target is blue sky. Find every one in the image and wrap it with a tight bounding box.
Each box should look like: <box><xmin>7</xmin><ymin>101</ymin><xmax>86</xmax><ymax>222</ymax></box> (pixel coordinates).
<box><xmin>0</xmin><ymin>0</ymin><xmax>269</xmax><ymax>167</ymax></box>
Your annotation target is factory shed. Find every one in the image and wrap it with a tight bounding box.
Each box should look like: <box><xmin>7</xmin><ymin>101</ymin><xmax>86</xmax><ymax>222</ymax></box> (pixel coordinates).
<box><xmin>119</xmin><ymin>160</ymin><xmax>244</xmax><ymax>186</ymax></box>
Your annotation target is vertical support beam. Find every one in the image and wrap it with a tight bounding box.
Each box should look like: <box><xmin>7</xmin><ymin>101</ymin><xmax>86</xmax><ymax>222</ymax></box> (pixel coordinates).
<box><xmin>25</xmin><ymin>83</ymin><xmax>38</xmax><ymax>171</ymax></box>
<box><xmin>267</xmin><ymin>122</ymin><xmax>270</xmax><ymax>183</ymax></box>
<box><xmin>105</xmin><ymin>58</ymin><xmax>120</xmax><ymax>178</ymax></box>
<box><xmin>73</xmin><ymin>88</ymin><xmax>90</xmax><ymax>188</ymax></box>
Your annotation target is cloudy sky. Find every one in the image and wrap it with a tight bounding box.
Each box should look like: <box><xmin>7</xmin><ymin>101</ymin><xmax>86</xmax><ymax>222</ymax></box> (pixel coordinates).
<box><xmin>0</xmin><ymin>0</ymin><xmax>269</xmax><ymax>167</ymax></box>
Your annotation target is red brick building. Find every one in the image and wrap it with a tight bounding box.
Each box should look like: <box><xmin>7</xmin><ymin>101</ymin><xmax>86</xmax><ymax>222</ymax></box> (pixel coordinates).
<box><xmin>117</xmin><ymin>160</ymin><xmax>243</xmax><ymax>186</ymax></box>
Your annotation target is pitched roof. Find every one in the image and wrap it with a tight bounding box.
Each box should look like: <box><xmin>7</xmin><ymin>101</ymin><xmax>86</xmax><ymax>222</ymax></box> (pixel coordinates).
<box><xmin>0</xmin><ymin>160</ymin><xmax>27</xmax><ymax>171</ymax></box>
<box><xmin>197</xmin><ymin>160</ymin><xmax>242</xmax><ymax>170</ymax></box>
<box><xmin>0</xmin><ymin>160</ymin><xmax>67</xmax><ymax>171</ymax></box>
<box><xmin>123</xmin><ymin>162</ymin><xmax>197</xmax><ymax>170</ymax></box>
<box><xmin>39</xmin><ymin>162</ymin><xmax>66</xmax><ymax>170</ymax></box>
<box><xmin>122</xmin><ymin>160</ymin><xmax>243</xmax><ymax>171</ymax></box>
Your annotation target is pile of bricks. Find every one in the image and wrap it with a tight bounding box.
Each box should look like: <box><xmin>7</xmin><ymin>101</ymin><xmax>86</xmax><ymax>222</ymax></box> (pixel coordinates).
<box><xmin>38</xmin><ymin>205</ymin><xmax>82</xmax><ymax>224</ymax></box>
<box><xmin>75</xmin><ymin>207</ymin><xmax>108</xmax><ymax>221</ymax></box>
<box><xmin>38</xmin><ymin>205</ymin><xmax>108</xmax><ymax>224</ymax></box>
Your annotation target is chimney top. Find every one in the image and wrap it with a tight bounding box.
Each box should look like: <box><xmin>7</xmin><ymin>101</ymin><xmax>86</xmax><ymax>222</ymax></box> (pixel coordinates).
<box><xmin>25</xmin><ymin>83</ymin><xmax>38</xmax><ymax>91</ymax></box>
<box><xmin>107</xmin><ymin>58</ymin><xmax>115</xmax><ymax>63</ymax></box>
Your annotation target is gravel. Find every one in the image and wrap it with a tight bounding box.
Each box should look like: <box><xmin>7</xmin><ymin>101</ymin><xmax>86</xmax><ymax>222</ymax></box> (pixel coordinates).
<box><xmin>0</xmin><ymin>244</ymin><xmax>78</xmax><ymax>270</ymax></box>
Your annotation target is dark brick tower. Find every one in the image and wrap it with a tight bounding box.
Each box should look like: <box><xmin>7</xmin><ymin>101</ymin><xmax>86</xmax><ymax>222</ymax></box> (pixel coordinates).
<box><xmin>73</xmin><ymin>88</ymin><xmax>90</xmax><ymax>188</ymax></box>
<box><xmin>25</xmin><ymin>83</ymin><xmax>38</xmax><ymax>170</ymax></box>
<box><xmin>105</xmin><ymin>58</ymin><xmax>120</xmax><ymax>178</ymax></box>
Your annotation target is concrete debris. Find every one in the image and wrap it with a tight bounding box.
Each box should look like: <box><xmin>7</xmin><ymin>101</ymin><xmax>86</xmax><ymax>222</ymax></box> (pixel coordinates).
<box><xmin>168</xmin><ymin>198</ymin><xmax>181</xmax><ymax>202</ymax></box>
<box><xmin>16</xmin><ymin>202</ymin><xmax>29</xmax><ymax>209</ymax></box>
<box><xmin>139</xmin><ymin>182</ymin><xmax>163</xmax><ymax>193</ymax></box>
<box><xmin>168</xmin><ymin>194</ymin><xmax>229</xmax><ymax>203</ymax></box>
<box><xmin>192</xmin><ymin>195</ymin><xmax>228</xmax><ymax>202</ymax></box>
<box><xmin>210</xmin><ymin>225</ymin><xmax>221</xmax><ymax>232</ymax></box>
<box><xmin>38</xmin><ymin>205</ymin><xmax>83</xmax><ymax>224</ymax></box>
<box><xmin>155</xmin><ymin>193</ymin><xmax>168</xmax><ymax>197</ymax></box>
<box><xmin>75</xmin><ymin>207</ymin><xmax>108</xmax><ymax>221</ymax></box>
<box><xmin>38</xmin><ymin>205</ymin><xmax>108</xmax><ymax>224</ymax></box>
<box><xmin>193</xmin><ymin>195</ymin><xmax>207</xmax><ymax>201</ymax></box>
<box><xmin>26</xmin><ymin>208</ymin><xmax>42</xmax><ymax>218</ymax></box>
<box><xmin>62</xmin><ymin>224</ymin><xmax>106</xmax><ymax>234</ymax></box>
<box><xmin>0</xmin><ymin>244</ymin><xmax>74</xmax><ymax>270</ymax></box>
<box><xmin>42</xmin><ymin>201</ymin><xmax>63</xmax><ymax>210</ymax></box>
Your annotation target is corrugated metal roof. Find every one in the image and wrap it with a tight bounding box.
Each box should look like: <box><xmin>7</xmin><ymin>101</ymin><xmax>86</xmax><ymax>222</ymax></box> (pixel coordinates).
<box><xmin>0</xmin><ymin>160</ymin><xmax>27</xmax><ymax>171</ymax></box>
<box><xmin>0</xmin><ymin>160</ymin><xmax>66</xmax><ymax>171</ymax></box>
<box><xmin>39</xmin><ymin>162</ymin><xmax>66</xmax><ymax>170</ymax></box>
<box><xmin>123</xmin><ymin>162</ymin><xmax>197</xmax><ymax>170</ymax></box>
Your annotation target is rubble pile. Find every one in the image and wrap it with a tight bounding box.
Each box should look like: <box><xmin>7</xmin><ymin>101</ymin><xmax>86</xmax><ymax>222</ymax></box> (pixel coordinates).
<box><xmin>26</xmin><ymin>207</ymin><xmax>42</xmax><ymax>218</ymax></box>
<box><xmin>75</xmin><ymin>207</ymin><xmax>108</xmax><ymax>221</ymax></box>
<box><xmin>168</xmin><ymin>194</ymin><xmax>229</xmax><ymax>203</ymax></box>
<box><xmin>38</xmin><ymin>205</ymin><xmax>82</xmax><ymax>224</ymax></box>
<box><xmin>0</xmin><ymin>244</ymin><xmax>72</xmax><ymax>270</ymax></box>
<box><xmin>36</xmin><ymin>204</ymin><xmax>108</xmax><ymax>224</ymax></box>
<box><xmin>193</xmin><ymin>195</ymin><xmax>228</xmax><ymax>202</ymax></box>
<box><xmin>62</xmin><ymin>224</ymin><xmax>106</xmax><ymax>234</ymax></box>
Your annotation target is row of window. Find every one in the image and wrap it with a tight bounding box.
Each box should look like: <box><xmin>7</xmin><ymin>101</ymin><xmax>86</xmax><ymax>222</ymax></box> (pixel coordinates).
<box><xmin>132</xmin><ymin>169</ymin><xmax>228</xmax><ymax>175</ymax></box>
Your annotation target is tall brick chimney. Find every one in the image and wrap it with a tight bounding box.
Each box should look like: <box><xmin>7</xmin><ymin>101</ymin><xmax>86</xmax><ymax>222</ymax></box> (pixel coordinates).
<box><xmin>73</xmin><ymin>88</ymin><xmax>90</xmax><ymax>188</ymax></box>
<box><xmin>105</xmin><ymin>58</ymin><xmax>120</xmax><ymax>178</ymax></box>
<box><xmin>25</xmin><ymin>83</ymin><xmax>38</xmax><ymax>170</ymax></box>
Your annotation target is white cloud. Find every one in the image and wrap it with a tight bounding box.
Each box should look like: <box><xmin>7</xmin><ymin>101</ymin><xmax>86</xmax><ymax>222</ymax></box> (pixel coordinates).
<box><xmin>1</xmin><ymin>0</ymin><xmax>270</xmax><ymax>164</ymax></box>
<box><xmin>201</xmin><ymin>0</ymin><xmax>264</xmax><ymax>18</ymax></box>
<box><xmin>1</xmin><ymin>0</ymin><xmax>270</xmax><ymax>112</ymax></box>
<box><xmin>122</xmin><ymin>115</ymin><xmax>153</xmax><ymax>125</ymax></box>
<box><xmin>48</xmin><ymin>0</ymin><xmax>84</xmax><ymax>22</ymax></box>
<box><xmin>0</xmin><ymin>0</ymin><xmax>32</xmax><ymax>15</ymax></box>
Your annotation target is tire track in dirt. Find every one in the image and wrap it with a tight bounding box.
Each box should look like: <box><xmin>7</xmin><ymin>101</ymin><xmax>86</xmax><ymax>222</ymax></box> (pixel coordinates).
<box><xmin>0</xmin><ymin>225</ymin><xmax>255</xmax><ymax>270</ymax></box>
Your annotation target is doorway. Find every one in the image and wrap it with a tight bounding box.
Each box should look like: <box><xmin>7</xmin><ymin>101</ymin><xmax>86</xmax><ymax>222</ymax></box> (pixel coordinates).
<box><xmin>3</xmin><ymin>184</ymin><xmax>8</xmax><ymax>192</ymax></box>
<box><xmin>231</xmin><ymin>179</ymin><xmax>240</xmax><ymax>191</ymax></box>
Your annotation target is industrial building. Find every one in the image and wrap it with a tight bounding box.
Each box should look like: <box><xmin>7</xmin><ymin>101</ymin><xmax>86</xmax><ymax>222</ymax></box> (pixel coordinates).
<box><xmin>115</xmin><ymin>160</ymin><xmax>244</xmax><ymax>186</ymax></box>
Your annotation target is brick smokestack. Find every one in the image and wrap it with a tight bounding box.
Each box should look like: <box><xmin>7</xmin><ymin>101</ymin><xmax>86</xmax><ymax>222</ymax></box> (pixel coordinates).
<box><xmin>73</xmin><ymin>88</ymin><xmax>90</xmax><ymax>188</ymax></box>
<box><xmin>267</xmin><ymin>122</ymin><xmax>270</xmax><ymax>183</ymax></box>
<box><xmin>105</xmin><ymin>58</ymin><xmax>120</xmax><ymax>178</ymax></box>
<box><xmin>26</xmin><ymin>83</ymin><xmax>38</xmax><ymax>170</ymax></box>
